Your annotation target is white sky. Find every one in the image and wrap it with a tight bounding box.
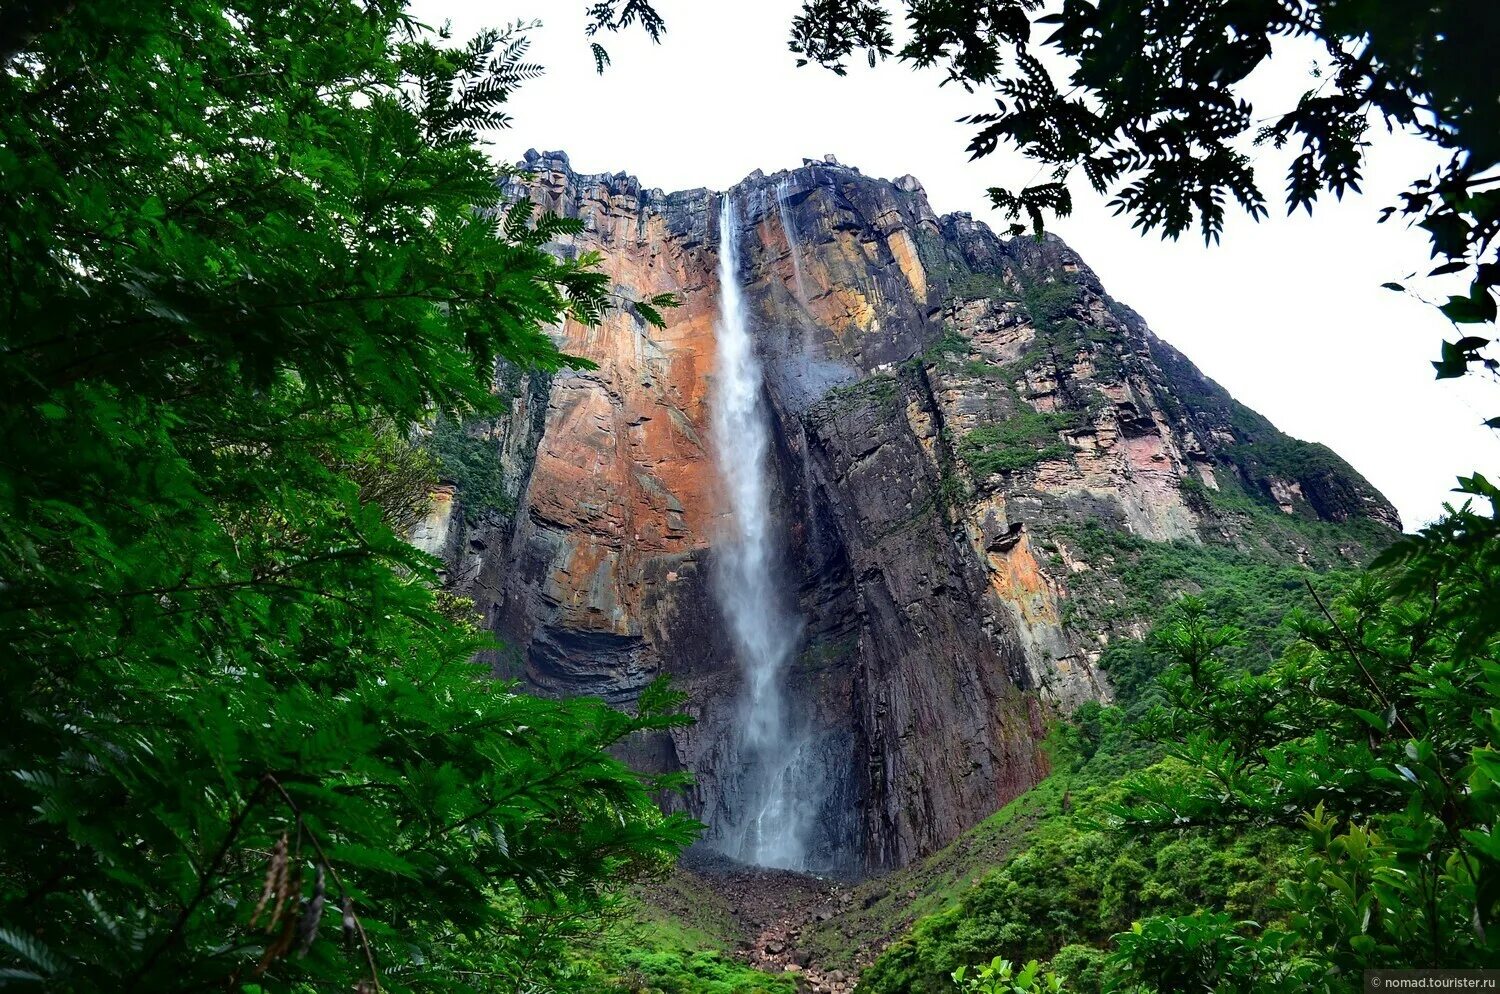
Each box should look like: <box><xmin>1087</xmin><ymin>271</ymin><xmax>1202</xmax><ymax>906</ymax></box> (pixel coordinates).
<box><xmin>412</xmin><ymin>0</ymin><xmax>1499</xmax><ymax>529</ymax></box>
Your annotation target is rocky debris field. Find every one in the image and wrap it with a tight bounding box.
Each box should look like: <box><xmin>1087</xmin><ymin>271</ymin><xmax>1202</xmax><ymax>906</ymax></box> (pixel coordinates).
<box><xmin>647</xmin><ymin>850</ymin><xmax>889</xmax><ymax>994</ymax></box>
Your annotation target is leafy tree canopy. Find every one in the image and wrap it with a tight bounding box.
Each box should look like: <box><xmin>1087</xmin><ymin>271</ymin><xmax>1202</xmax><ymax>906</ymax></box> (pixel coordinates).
<box><xmin>784</xmin><ymin>0</ymin><xmax>1499</xmax><ymax>401</ymax></box>
<box><xmin>0</xmin><ymin>1</ymin><xmax>690</xmax><ymax>990</ymax></box>
<box><xmin>1109</xmin><ymin>475</ymin><xmax>1500</xmax><ymax>987</ymax></box>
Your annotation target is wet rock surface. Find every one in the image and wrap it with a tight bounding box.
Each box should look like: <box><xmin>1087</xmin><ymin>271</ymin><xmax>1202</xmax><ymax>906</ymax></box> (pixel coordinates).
<box><xmin>662</xmin><ymin>853</ymin><xmax>875</xmax><ymax>993</ymax></box>
<box><xmin>427</xmin><ymin>150</ymin><xmax>1400</xmax><ymax>875</ymax></box>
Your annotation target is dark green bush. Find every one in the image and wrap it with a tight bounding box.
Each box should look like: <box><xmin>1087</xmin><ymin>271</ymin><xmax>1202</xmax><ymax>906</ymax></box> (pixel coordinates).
<box><xmin>959</xmin><ymin>410</ymin><xmax>1077</xmax><ymax>475</ymax></box>
<box><xmin>424</xmin><ymin>414</ymin><xmax>515</xmax><ymax>523</ymax></box>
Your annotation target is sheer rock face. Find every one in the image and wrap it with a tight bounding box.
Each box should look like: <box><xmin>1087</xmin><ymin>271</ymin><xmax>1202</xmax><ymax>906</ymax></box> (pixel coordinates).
<box><xmin>424</xmin><ymin>150</ymin><xmax>1399</xmax><ymax>875</ymax></box>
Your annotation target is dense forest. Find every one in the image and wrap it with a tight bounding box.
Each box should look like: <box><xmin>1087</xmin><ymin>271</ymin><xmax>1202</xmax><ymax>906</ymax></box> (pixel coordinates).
<box><xmin>1</xmin><ymin>2</ymin><xmax>1495</xmax><ymax>993</ymax></box>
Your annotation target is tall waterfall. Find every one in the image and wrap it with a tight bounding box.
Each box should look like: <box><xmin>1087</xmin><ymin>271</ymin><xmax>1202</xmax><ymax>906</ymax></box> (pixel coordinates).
<box><xmin>711</xmin><ymin>192</ymin><xmax>814</xmax><ymax>870</ymax></box>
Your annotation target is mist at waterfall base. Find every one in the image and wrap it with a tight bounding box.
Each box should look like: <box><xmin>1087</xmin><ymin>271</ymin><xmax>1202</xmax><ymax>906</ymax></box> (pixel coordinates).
<box><xmin>707</xmin><ymin>192</ymin><xmax>824</xmax><ymax>872</ymax></box>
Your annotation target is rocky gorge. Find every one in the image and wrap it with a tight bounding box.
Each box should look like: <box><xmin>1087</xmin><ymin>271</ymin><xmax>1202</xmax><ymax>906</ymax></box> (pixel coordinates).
<box><xmin>412</xmin><ymin>150</ymin><xmax>1400</xmax><ymax>879</ymax></box>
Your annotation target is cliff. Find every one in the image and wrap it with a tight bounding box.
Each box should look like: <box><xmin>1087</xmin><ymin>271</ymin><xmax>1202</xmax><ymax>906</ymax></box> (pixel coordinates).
<box><xmin>414</xmin><ymin>150</ymin><xmax>1399</xmax><ymax>876</ymax></box>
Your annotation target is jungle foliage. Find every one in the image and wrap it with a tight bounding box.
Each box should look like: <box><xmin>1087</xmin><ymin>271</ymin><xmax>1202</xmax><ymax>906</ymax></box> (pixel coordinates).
<box><xmin>4</xmin><ymin>1</ymin><xmax>1496</xmax><ymax>992</ymax></box>
<box><xmin>576</xmin><ymin>912</ymin><xmax>797</xmax><ymax>994</ymax></box>
<box><xmin>864</xmin><ymin>477</ymin><xmax>1500</xmax><ymax>994</ymax></box>
<box><xmin>1110</xmin><ymin>477</ymin><xmax>1500</xmax><ymax>988</ymax></box>
<box><xmin>424</xmin><ymin>414</ymin><xmax>515</xmax><ymax>524</ymax></box>
<box><xmin>864</xmin><ymin>773</ymin><xmax>1293</xmax><ymax>994</ymax></box>
<box><xmin>0</xmin><ymin>2</ymin><xmax>693</xmax><ymax>991</ymax></box>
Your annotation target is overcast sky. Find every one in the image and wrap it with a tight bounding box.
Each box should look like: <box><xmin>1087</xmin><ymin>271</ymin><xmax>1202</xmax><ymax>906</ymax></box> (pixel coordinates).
<box><xmin>412</xmin><ymin>0</ymin><xmax>1498</xmax><ymax>529</ymax></box>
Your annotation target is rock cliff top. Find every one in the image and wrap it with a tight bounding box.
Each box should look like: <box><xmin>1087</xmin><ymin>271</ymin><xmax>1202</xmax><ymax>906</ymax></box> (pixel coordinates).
<box><xmin>416</xmin><ymin>149</ymin><xmax>1399</xmax><ymax>875</ymax></box>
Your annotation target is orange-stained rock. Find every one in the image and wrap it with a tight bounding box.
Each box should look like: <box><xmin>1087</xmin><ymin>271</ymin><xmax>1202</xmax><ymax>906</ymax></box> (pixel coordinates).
<box><xmin>426</xmin><ymin>150</ymin><xmax>1400</xmax><ymax>876</ymax></box>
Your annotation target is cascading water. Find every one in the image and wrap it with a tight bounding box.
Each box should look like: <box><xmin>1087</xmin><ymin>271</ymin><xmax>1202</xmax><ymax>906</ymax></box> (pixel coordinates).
<box><xmin>710</xmin><ymin>192</ymin><xmax>816</xmax><ymax>870</ymax></box>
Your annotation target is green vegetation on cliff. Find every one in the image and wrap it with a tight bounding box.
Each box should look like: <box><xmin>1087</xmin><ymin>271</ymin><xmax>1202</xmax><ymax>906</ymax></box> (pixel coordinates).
<box><xmin>860</xmin><ymin>765</ymin><xmax>1292</xmax><ymax>994</ymax></box>
<box><xmin>4</xmin><ymin>2</ymin><xmax>1492</xmax><ymax>992</ymax></box>
<box><xmin>424</xmin><ymin>414</ymin><xmax>515</xmax><ymax>523</ymax></box>
<box><xmin>1044</xmin><ymin>509</ymin><xmax>1387</xmax><ymax>701</ymax></box>
<box><xmin>912</xmin><ymin>231</ymin><xmax>1017</xmax><ymax>303</ymax></box>
<box><xmin>855</xmin><ymin>479</ymin><xmax>1500</xmax><ymax>994</ymax></box>
<box><xmin>1009</xmin><ymin>275</ymin><xmax>1123</xmax><ymax>382</ymax></box>
<box><xmin>959</xmin><ymin>409</ymin><xmax>1077</xmax><ymax>475</ymax></box>
<box><xmin>822</xmin><ymin>373</ymin><xmax>902</xmax><ymax>414</ymax></box>
<box><xmin>847</xmin><ymin>561</ymin><xmax>1306</xmax><ymax>994</ymax></box>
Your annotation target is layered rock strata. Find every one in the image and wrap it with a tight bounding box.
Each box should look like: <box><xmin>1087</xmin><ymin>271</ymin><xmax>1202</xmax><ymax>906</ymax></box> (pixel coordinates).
<box><xmin>420</xmin><ymin>150</ymin><xmax>1398</xmax><ymax>875</ymax></box>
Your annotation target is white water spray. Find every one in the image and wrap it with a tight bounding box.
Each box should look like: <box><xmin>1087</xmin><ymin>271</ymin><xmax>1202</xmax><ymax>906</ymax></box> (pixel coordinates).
<box><xmin>711</xmin><ymin>193</ymin><xmax>814</xmax><ymax>870</ymax></box>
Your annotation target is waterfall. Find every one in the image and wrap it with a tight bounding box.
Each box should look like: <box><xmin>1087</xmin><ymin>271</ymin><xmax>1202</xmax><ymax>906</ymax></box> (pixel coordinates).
<box><xmin>711</xmin><ymin>192</ymin><xmax>814</xmax><ymax>870</ymax></box>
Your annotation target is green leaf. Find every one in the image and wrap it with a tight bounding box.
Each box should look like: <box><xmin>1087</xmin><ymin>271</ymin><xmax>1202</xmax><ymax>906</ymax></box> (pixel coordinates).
<box><xmin>0</xmin><ymin>968</ymin><xmax>45</xmax><ymax>982</ymax></box>
<box><xmin>0</xmin><ymin>930</ymin><xmax>62</xmax><ymax>976</ymax></box>
<box><xmin>321</xmin><ymin>843</ymin><xmax>420</xmax><ymax>879</ymax></box>
<box><xmin>1440</xmin><ymin>293</ymin><xmax>1496</xmax><ymax>324</ymax></box>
